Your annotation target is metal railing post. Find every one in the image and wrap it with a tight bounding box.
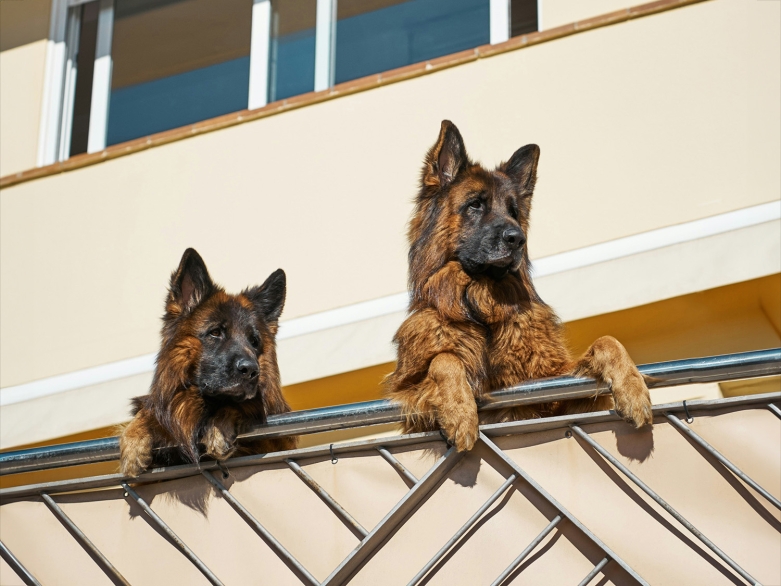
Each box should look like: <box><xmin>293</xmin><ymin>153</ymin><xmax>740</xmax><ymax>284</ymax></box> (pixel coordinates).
<box><xmin>570</xmin><ymin>425</ymin><xmax>759</xmax><ymax>585</ymax></box>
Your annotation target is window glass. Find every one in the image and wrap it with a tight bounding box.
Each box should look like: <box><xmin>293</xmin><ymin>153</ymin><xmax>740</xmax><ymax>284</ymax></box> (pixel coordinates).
<box><xmin>269</xmin><ymin>0</ymin><xmax>316</xmax><ymax>102</ymax></box>
<box><xmin>107</xmin><ymin>0</ymin><xmax>252</xmax><ymax>146</ymax></box>
<box><xmin>334</xmin><ymin>0</ymin><xmax>489</xmax><ymax>85</ymax></box>
<box><xmin>69</xmin><ymin>2</ymin><xmax>99</xmax><ymax>156</ymax></box>
<box><xmin>511</xmin><ymin>0</ymin><xmax>538</xmax><ymax>38</ymax></box>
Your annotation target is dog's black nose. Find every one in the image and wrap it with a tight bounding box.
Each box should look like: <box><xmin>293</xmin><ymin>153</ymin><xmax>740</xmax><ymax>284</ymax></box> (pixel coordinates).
<box><xmin>235</xmin><ymin>357</ymin><xmax>259</xmax><ymax>379</ymax></box>
<box><xmin>502</xmin><ymin>227</ymin><xmax>525</xmax><ymax>249</ymax></box>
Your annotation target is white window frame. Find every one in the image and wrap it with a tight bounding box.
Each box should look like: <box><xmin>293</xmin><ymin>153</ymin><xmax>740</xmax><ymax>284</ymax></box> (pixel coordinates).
<box><xmin>314</xmin><ymin>0</ymin><xmax>336</xmax><ymax>91</ymax></box>
<box><xmin>86</xmin><ymin>0</ymin><xmax>114</xmax><ymax>153</ymax></box>
<box><xmin>38</xmin><ymin>0</ymin><xmax>115</xmax><ymax>163</ymax></box>
<box><xmin>490</xmin><ymin>0</ymin><xmax>511</xmax><ymax>44</ymax></box>
<box><xmin>248</xmin><ymin>0</ymin><xmax>272</xmax><ymax>110</ymax></box>
<box><xmin>537</xmin><ymin>0</ymin><xmax>543</xmax><ymax>32</ymax></box>
<box><xmin>38</xmin><ymin>0</ymin><xmax>538</xmax><ymax>165</ymax></box>
<box><xmin>37</xmin><ymin>0</ymin><xmax>69</xmax><ymax>166</ymax></box>
<box><xmin>57</xmin><ymin>5</ymin><xmax>80</xmax><ymax>161</ymax></box>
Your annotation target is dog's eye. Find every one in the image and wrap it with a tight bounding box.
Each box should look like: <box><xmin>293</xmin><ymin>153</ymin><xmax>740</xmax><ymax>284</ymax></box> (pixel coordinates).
<box><xmin>208</xmin><ymin>327</ymin><xmax>223</xmax><ymax>339</ymax></box>
<box><xmin>250</xmin><ymin>335</ymin><xmax>260</xmax><ymax>348</ymax></box>
<box><xmin>468</xmin><ymin>200</ymin><xmax>483</xmax><ymax>210</ymax></box>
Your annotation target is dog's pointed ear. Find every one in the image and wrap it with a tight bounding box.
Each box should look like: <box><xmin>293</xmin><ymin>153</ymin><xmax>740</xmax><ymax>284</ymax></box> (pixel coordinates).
<box><xmin>245</xmin><ymin>269</ymin><xmax>286</xmax><ymax>323</ymax></box>
<box><xmin>424</xmin><ymin>120</ymin><xmax>467</xmax><ymax>189</ymax></box>
<box><xmin>502</xmin><ymin>144</ymin><xmax>540</xmax><ymax>195</ymax></box>
<box><xmin>168</xmin><ymin>248</ymin><xmax>214</xmax><ymax>316</ymax></box>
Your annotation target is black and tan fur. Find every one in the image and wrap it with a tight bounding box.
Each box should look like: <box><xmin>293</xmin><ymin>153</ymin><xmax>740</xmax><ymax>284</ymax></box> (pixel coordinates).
<box><xmin>119</xmin><ymin>248</ymin><xmax>296</xmax><ymax>477</ymax></box>
<box><xmin>386</xmin><ymin>121</ymin><xmax>653</xmax><ymax>451</ymax></box>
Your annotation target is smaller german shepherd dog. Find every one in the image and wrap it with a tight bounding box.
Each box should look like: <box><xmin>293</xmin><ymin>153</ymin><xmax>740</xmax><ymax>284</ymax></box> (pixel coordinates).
<box><xmin>119</xmin><ymin>248</ymin><xmax>296</xmax><ymax>477</ymax></box>
<box><xmin>387</xmin><ymin>121</ymin><xmax>653</xmax><ymax>452</ymax></box>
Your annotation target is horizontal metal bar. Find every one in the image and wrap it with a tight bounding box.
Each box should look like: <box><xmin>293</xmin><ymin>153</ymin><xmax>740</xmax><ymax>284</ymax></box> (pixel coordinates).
<box><xmin>1</xmin><ymin>349</ymin><xmax>778</xmax><ymax>477</ymax></box>
<box><xmin>485</xmin><ymin>347</ymin><xmax>781</xmax><ymax>410</ymax></box>
<box><xmin>121</xmin><ymin>482</ymin><xmax>225</xmax><ymax>586</ymax></box>
<box><xmin>480</xmin><ymin>391</ymin><xmax>781</xmax><ymax>439</ymax></box>
<box><xmin>2</xmin><ymin>392</ymin><xmax>779</xmax><ymax>502</ymax></box>
<box><xmin>665</xmin><ymin>413</ymin><xmax>781</xmax><ymax>510</ymax></box>
<box><xmin>570</xmin><ymin>425</ymin><xmax>758</xmax><ymax>586</ymax></box>
<box><xmin>479</xmin><ymin>432</ymin><xmax>650</xmax><ymax>586</ymax></box>
<box><xmin>286</xmin><ymin>458</ymin><xmax>368</xmax><ymax>540</ymax></box>
<box><xmin>577</xmin><ymin>557</ymin><xmax>610</xmax><ymax>586</ymax></box>
<box><xmin>0</xmin><ymin>538</ymin><xmax>41</xmax><ymax>586</ymax></box>
<box><xmin>200</xmin><ymin>471</ymin><xmax>319</xmax><ymax>586</ymax></box>
<box><xmin>377</xmin><ymin>447</ymin><xmax>418</xmax><ymax>485</ymax></box>
<box><xmin>323</xmin><ymin>446</ymin><xmax>464</xmax><ymax>585</ymax></box>
<box><xmin>41</xmin><ymin>493</ymin><xmax>131</xmax><ymax>586</ymax></box>
<box><xmin>0</xmin><ymin>436</ymin><xmax>120</xmax><ymax>476</ymax></box>
<box><xmin>489</xmin><ymin>515</ymin><xmax>562</xmax><ymax>586</ymax></box>
<box><xmin>408</xmin><ymin>473</ymin><xmax>518</xmax><ymax>585</ymax></box>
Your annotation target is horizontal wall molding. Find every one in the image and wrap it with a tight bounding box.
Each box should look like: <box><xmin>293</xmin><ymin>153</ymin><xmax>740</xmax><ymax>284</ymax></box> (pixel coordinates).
<box><xmin>532</xmin><ymin>201</ymin><xmax>781</xmax><ymax>277</ymax></box>
<box><xmin>0</xmin><ymin>0</ymin><xmax>708</xmax><ymax>189</ymax></box>
<box><xmin>1</xmin><ymin>200</ymin><xmax>777</xmax><ymax>407</ymax></box>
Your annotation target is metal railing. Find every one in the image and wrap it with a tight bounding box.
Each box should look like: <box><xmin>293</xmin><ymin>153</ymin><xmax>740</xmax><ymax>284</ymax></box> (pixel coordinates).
<box><xmin>1</xmin><ymin>348</ymin><xmax>779</xmax><ymax>477</ymax></box>
<box><xmin>3</xmin><ymin>391</ymin><xmax>779</xmax><ymax>586</ymax></box>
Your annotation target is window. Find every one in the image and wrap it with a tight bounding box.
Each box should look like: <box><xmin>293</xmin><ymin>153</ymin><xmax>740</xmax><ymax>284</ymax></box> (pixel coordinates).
<box><xmin>269</xmin><ymin>0</ymin><xmax>317</xmax><ymax>102</ymax></box>
<box><xmin>69</xmin><ymin>2</ymin><xmax>99</xmax><ymax>156</ymax></box>
<box><xmin>107</xmin><ymin>0</ymin><xmax>252</xmax><ymax>146</ymax></box>
<box><xmin>334</xmin><ymin>0</ymin><xmax>490</xmax><ymax>85</ymax></box>
<box><xmin>510</xmin><ymin>0</ymin><xmax>537</xmax><ymax>38</ymax></box>
<box><xmin>40</xmin><ymin>0</ymin><xmax>537</xmax><ymax>165</ymax></box>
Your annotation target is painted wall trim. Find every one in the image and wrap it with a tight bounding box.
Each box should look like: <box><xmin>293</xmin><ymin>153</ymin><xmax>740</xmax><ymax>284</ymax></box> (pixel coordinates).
<box><xmin>1</xmin><ymin>200</ymin><xmax>777</xmax><ymax>407</ymax></box>
<box><xmin>532</xmin><ymin>201</ymin><xmax>781</xmax><ymax>277</ymax></box>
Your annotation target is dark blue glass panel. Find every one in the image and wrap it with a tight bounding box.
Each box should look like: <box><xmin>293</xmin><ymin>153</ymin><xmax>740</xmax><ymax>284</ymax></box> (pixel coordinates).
<box><xmin>335</xmin><ymin>0</ymin><xmax>489</xmax><ymax>85</ymax></box>
<box><xmin>270</xmin><ymin>28</ymin><xmax>316</xmax><ymax>102</ymax></box>
<box><xmin>106</xmin><ymin>56</ymin><xmax>250</xmax><ymax>146</ymax></box>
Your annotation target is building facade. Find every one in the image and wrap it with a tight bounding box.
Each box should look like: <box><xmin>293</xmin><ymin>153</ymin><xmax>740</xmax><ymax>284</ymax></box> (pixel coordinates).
<box><xmin>1</xmin><ymin>0</ymin><xmax>779</xmax><ymax>477</ymax></box>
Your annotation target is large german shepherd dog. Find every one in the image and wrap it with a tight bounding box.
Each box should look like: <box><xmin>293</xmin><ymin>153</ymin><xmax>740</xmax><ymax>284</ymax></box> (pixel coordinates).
<box><xmin>120</xmin><ymin>248</ymin><xmax>296</xmax><ymax>477</ymax></box>
<box><xmin>386</xmin><ymin>121</ymin><xmax>652</xmax><ymax>452</ymax></box>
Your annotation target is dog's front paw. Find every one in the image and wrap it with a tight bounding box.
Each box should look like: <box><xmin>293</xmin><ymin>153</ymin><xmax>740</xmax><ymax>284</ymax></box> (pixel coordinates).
<box><xmin>612</xmin><ymin>372</ymin><xmax>653</xmax><ymax>428</ymax></box>
<box><xmin>203</xmin><ymin>424</ymin><xmax>237</xmax><ymax>461</ymax></box>
<box><xmin>120</xmin><ymin>437</ymin><xmax>152</xmax><ymax>477</ymax></box>
<box><xmin>441</xmin><ymin>404</ymin><xmax>479</xmax><ymax>452</ymax></box>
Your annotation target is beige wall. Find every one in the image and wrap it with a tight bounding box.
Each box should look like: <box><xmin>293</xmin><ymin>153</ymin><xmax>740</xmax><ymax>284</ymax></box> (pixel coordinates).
<box><xmin>0</xmin><ymin>0</ymin><xmax>780</xmax><ymax>389</ymax></box>
<box><xmin>0</xmin><ymin>41</ymin><xmax>46</xmax><ymax>176</ymax></box>
<box><xmin>0</xmin><ymin>0</ymin><xmax>50</xmax><ymax>176</ymax></box>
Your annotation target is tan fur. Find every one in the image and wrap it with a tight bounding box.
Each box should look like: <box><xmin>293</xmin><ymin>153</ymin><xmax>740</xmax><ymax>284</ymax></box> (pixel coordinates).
<box><xmin>387</xmin><ymin>122</ymin><xmax>652</xmax><ymax>451</ymax></box>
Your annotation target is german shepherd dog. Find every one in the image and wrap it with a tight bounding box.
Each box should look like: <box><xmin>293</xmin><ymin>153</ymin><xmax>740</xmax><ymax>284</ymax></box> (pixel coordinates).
<box><xmin>386</xmin><ymin>121</ymin><xmax>652</xmax><ymax>452</ymax></box>
<box><xmin>119</xmin><ymin>248</ymin><xmax>296</xmax><ymax>477</ymax></box>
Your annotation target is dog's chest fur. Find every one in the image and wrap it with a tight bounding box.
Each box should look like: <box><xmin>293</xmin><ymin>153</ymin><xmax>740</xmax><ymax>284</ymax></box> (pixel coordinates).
<box><xmin>464</xmin><ymin>275</ymin><xmax>571</xmax><ymax>391</ymax></box>
<box><xmin>483</xmin><ymin>304</ymin><xmax>570</xmax><ymax>390</ymax></box>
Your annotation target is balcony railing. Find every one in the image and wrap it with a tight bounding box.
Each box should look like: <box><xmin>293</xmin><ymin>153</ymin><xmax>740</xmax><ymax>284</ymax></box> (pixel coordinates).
<box><xmin>1</xmin><ymin>348</ymin><xmax>779</xmax><ymax>477</ymax></box>
<box><xmin>1</xmin><ymin>349</ymin><xmax>779</xmax><ymax>586</ymax></box>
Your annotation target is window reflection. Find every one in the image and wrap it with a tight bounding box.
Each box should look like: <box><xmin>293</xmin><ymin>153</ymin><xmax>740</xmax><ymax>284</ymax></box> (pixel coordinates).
<box><xmin>511</xmin><ymin>0</ymin><xmax>537</xmax><ymax>38</ymax></box>
<box><xmin>107</xmin><ymin>0</ymin><xmax>252</xmax><ymax>145</ymax></box>
<box><xmin>69</xmin><ymin>2</ymin><xmax>99</xmax><ymax>156</ymax></box>
<box><xmin>269</xmin><ymin>0</ymin><xmax>316</xmax><ymax>102</ymax></box>
<box><xmin>334</xmin><ymin>0</ymin><xmax>490</xmax><ymax>85</ymax></box>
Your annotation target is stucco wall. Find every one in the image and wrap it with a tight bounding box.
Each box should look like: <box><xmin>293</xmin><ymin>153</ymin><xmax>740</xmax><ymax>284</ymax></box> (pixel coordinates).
<box><xmin>0</xmin><ymin>41</ymin><xmax>47</xmax><ymax>176</ymax></box>
<box><xmin>0</xmin><ymin>0</ymin><xmax>779</xmax><ymax>390</ymax></box>
<box><xmin>0</xmin><ymin>0</ymin><xmax>50</xmax><ymax>176</ymax></box>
